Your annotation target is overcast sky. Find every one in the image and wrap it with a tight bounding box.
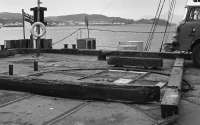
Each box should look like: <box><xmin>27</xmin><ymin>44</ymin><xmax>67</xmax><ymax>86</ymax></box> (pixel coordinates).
<box><xmin>0</xmin><ymin>0</ymin><xmax>188</xmax><ymax>20</ymax></box>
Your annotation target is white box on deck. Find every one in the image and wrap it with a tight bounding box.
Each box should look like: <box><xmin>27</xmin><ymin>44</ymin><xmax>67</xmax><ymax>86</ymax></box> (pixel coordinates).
<box><xmin>118</xmin><ymin>41</ymin><xmax>144</xmax><ymax>52</ymax></box>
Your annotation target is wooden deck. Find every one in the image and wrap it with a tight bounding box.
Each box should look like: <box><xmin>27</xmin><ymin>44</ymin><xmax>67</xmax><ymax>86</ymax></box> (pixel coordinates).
<box><xmin>0</xmin><ymin>51</ymin><xmax>199</xmax><ymax>125</ymax></box>
<box><xmin>0</xmin><ymin>53</ymin><xmax>166</xmax><ymax>103</ymax></box>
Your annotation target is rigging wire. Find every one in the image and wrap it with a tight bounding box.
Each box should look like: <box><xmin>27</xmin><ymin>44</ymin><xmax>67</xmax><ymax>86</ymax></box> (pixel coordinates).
<box><xmin>164</xmin><ymin>0</ymin><xmax>176</xmax><ymax>46</ymax></box>
<box><xmin>52</xmin><ymin>28</ymin><xmax>81</xmax><ymax>46</ymax></box>
<box><xmin>161</xmin><ymin>3</ymin><xmax>176</xmax><ymax>50</ymax></box>
<box><xmin>144</xmin><ymin>0</ymin><xmax>166</xmax><ymax>51</ymax></box>
<box><xmin>145</xmin><ymin>0</ymin><xmax>166</xmax><ymax>51</ymax></box>
<box><xmin>144</xmin><ymin>0</ymin><xmax>162</xmax><ymax>51</ymax></box>
<box><xmin>159</xmin><ymin>0</ymin><xmax>176</xmax><ymax>52</ymax></box>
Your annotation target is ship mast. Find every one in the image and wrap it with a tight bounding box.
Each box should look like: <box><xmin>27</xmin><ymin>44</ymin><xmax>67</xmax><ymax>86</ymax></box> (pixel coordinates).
<box><xmin>37</xmin><ymin>0</ymin><xmax>41</xmax><ymax>22</ymax></box>
<box><xmin>37</xmin><ymin>0</ymin><xmax>41</xmax><ymax>50</ymax></box>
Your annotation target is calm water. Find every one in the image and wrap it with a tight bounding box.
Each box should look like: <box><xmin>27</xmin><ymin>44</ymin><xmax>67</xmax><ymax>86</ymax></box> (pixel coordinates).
<box><xmin>0</xmin><ymin>24</ymin><xmax>176</xmax><ymax>52</ymax></box>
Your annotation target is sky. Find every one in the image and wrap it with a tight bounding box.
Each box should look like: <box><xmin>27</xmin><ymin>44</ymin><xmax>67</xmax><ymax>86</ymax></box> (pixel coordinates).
<box><xmin>0</xmin><ymin>0</ymin><xmax>188</xmax><ymax>21</ymax></box>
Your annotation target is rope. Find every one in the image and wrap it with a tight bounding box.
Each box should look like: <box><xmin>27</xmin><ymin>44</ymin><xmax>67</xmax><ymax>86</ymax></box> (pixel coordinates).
<box><xmin>145</xmin><ymin>0</ymin><xmax>162</xmax><ymax>51</ymax></box>
<box><xmin>52</xmin><ymin>28</ymin><xmax>81</xmax><ymax>46</ymax></box>
<box><xmin>159</xmin><ymin>0</ymin><xmax>176</xmax><ymax>52</ymax></box>
<box><xmin>145</xmin><ymin>0</ymin><xmax>166</xmax><ymax>51</ymax></box>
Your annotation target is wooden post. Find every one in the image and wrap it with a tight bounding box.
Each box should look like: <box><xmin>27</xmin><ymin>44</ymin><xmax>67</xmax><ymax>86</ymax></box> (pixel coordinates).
<box><xmin>72</xmin><ymin>44</ymin><xmax>76</xmax><ymax>49</ymax></box>
<box><xmin>64</xmin><ymin>44</ymin><xmax>68</xmax><ymax>49</ymax></box>
<box><xmin>98</xmin><ymin>52</ymin><xmax>107</xmax><ymax>61</ymax></box>
<box><xmin>34</xmin><ymin>60</ymin><xmax>38</xmax><ymax>71</ymax></box>
<box><xmin>161</xmin><ymin>58</ymin><xmax>184</xmax><ymax>118</ymax></box>
<box><xmin>9</xmin><ymin>64</ymin><xmax>13</xmax><ymax>75</ymax></box>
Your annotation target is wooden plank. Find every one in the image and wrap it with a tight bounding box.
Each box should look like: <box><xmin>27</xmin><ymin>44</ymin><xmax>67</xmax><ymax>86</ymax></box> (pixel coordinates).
<box><xmin>107</xmin><ymin>56</ymin><xmax>163</xmax><ymax>68</ymax></box>
<box><xmin>113</xmin><ymin>78</ymin><xmax>133</xmax><ymax>85</ymax></box>
<box><xmin>168</xmin><ymin>67</ymin><xmax>183</xmax><ymax>90</ymax></box>
<box><xmin>161</xmin><ymin>58</ymin><xmax>184</xmax><ymax>118</ymax></box>
<box><xmin>155</xmin><ymin>82</ymin><xmax>167</xmax><ymax>89</ymax></box>
<box><xmin>57</xmin><ymin>50</ymin><xmax>191</xmax><ymax>59</ymax></box>
<box><xmin>103</xmin><ymin>51</ymin><xmax>191</xmax><ymax>60</ymax></box>
<box><xmin>0</xmin><ymin>75</ymin><xmax>160</xmax><ymax>103</ymax></box>
<box><xmin>130</xmin><ymin>72</ymin><xmax>151</xmax><ymax>84</ymax></box>
<box><xmin>168</xmin><ymin>58</ymin><xmax>184</xmax><ymax>90</ymax></box>
<box><xmin>161</xmin><ymin>88</ymin><xmax>180</xmax><ymax>106</ymax></box>
<box><xmin>161</xmin><ymin>88</ymin><xmax>180</xmax><ymax>118</ymax></box>
<box><xmin>8</xmin><ymin>49</ymin><xmax>191</xmax><ymax>60</ymax></box>
<box><xmin>78</xmin><ymin>70</ymin><xmax>107</xmax><ymax>80</ymax></box>
<box><xmin>174</xmin><ymin>58</ymin><xmax>184</xmax><ymax>67</ymax></box>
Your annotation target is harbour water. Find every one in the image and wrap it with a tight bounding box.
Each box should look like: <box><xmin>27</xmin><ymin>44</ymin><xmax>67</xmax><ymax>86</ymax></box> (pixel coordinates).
<box><xmin>0</xmin><ymin>24</ymin><xmax>176</xmax><ymax>52</ymax></box>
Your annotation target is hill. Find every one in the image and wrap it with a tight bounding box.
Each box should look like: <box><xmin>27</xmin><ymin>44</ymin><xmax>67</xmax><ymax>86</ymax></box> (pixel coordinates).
<box><xmin>136</xmin><ymin>18</ymin><xmax>174</xmax><ymax>25</ymax></box>
<box><xmin>46</xmin><ymin>14</ymin><xmax>134</xmax><ymax>26</ymax></box>
<box><xmin>0</xmin><ymin>12</ymin><xmax>173</xmax><ymax>26</ymax></box>
<box><xmin>0</xmin><ymin>12</ymin><xmax>22</xmax><ymax>25</ymax></box>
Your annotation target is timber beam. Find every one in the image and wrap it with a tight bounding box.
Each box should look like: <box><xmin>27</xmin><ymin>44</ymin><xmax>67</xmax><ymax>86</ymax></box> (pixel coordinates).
<box><xmin>103</xmin><ymin>51</ymin><xmax>191</xmax><ymax>60</ymax></box>
<box><xmin>9</xmin><ymin>49</ymin><xmax>191</xmax><ymax>60</ymax></box>
<box><xmin>107</xmin><ymin>56</ymin><xmax>163</xmax><ymax>68</ymax></box>
<box><xmin>0</xmin><ymin>75</ymin><xmax>160</xmax><ymax>103</ymax></box>
<box><xmin>161</xmin><ymin>58</ymin><xmax>184</xmax><ymax>118</ymax></box>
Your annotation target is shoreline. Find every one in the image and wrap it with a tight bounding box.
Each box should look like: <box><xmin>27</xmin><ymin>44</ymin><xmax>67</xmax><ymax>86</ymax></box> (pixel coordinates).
<box><xmin>2</xmin><ymin>23</ymin><xmax>176</xmax><ymax>28</ymax></box>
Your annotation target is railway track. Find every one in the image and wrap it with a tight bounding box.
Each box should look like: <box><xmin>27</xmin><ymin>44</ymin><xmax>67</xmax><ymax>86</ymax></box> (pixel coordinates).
<box><xmin>43</xmin><ymin>101</ymin><xmax>91</xmax><ymax>125</ymax></box>
<box><xmin>0</xmin><ymin>94</ymin><xmax>33</xmax><ymax>108</ymax></box>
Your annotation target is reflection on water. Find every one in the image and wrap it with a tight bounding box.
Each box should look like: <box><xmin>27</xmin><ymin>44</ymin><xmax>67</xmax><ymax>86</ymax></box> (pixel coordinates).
<box><xmin>0</xmin><ymin>24</ymin><xmax>176</xmax><ymax>52</ymax></box>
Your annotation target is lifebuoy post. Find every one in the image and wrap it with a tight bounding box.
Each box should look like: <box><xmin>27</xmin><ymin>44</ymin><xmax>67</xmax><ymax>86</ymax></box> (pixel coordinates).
<box><xmin>30</xmin><ymin>1</ymin><xmax>47</xmax><ymax>49</ymax></box>
<box><xmin>30</xmin><ymin>5</ymin><xmax>47</xmax><ymax>26</ymax></box>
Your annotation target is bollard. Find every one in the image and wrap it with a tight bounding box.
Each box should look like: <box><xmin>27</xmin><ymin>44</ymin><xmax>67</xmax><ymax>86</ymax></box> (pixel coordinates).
<box><xmin>98</xmin><ymin>52</ymin><xmax>107</xmax><ymax>61</ymax></box>
<box><xmin>9</xmin><ymin>64</ymin><xmax>13</xmax><ymax>75</ymax></box>
<box><xmin>72</xmin><ymin>44</ymin><xmax>76</xmax><ymax>49</ymax></box>
<box><xmin>0</xmin><ymin>45</ymin><xmax>4</xmax><ymax>50</ymax></box>
<box><xmin>64</xmin><ymin>44</ymin><xmax>68</xmax><ymax>49</ymax></box>
<box><xmin>34</xmin><ymin>60</ymin><xmax>38</xmax><ymax>71</ymax></box>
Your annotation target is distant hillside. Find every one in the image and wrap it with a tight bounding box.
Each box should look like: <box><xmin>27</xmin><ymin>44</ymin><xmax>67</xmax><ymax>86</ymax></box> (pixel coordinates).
<box><xmin>47</xmin><ymin>14</ymin><xmax>174</xmax><ymax>26</ymax></box>
<box><xmin>0</xmin><ymin>12</ymin><xmax>22</xmax><ymax>25</ymax></box>
<box><xmin>46</xmin><ymin>14</ymin><xmax>134</xmax><ymax>25</ymax></box>
<box><xmin>136</xmin><ymin>18</ymin><xmax>174</xmax><ymax>25</ymax></box>
<box><xmin>0</xmin><ymin>12</ymin><xmax>173</xmax><ymax>26</ymax></box>
<box><xmin>0</xmin><ymin>12</ymin><xmax>22</xmax><ymax>19</ymax></box>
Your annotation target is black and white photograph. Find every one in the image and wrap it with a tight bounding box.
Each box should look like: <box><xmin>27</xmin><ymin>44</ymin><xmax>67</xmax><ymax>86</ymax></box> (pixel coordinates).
<box><xmin>0</xmin><ymin>0</ymin><xmax>199</xmax><ymax>124</ymax></box>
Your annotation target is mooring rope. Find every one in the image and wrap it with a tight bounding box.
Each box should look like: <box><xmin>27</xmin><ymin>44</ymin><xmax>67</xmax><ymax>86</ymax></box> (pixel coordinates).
<box><xmin>52</xmin><ymin>28</ymin><xmax>82</xmax><ymax>46</ymax></box>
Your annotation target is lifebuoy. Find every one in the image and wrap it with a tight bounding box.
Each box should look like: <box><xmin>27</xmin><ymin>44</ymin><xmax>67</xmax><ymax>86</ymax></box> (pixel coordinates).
<box><xmin>30</xmin><ymin>22</ymin><xmax>46</xmax><ymax>38</ymax></box>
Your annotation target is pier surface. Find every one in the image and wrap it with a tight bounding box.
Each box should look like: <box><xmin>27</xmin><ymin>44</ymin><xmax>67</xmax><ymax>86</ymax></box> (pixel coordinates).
<box><xmin>0</xmin><ymin>53</ymin><xmax>199</xmax><ymax>125</ymax></box>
